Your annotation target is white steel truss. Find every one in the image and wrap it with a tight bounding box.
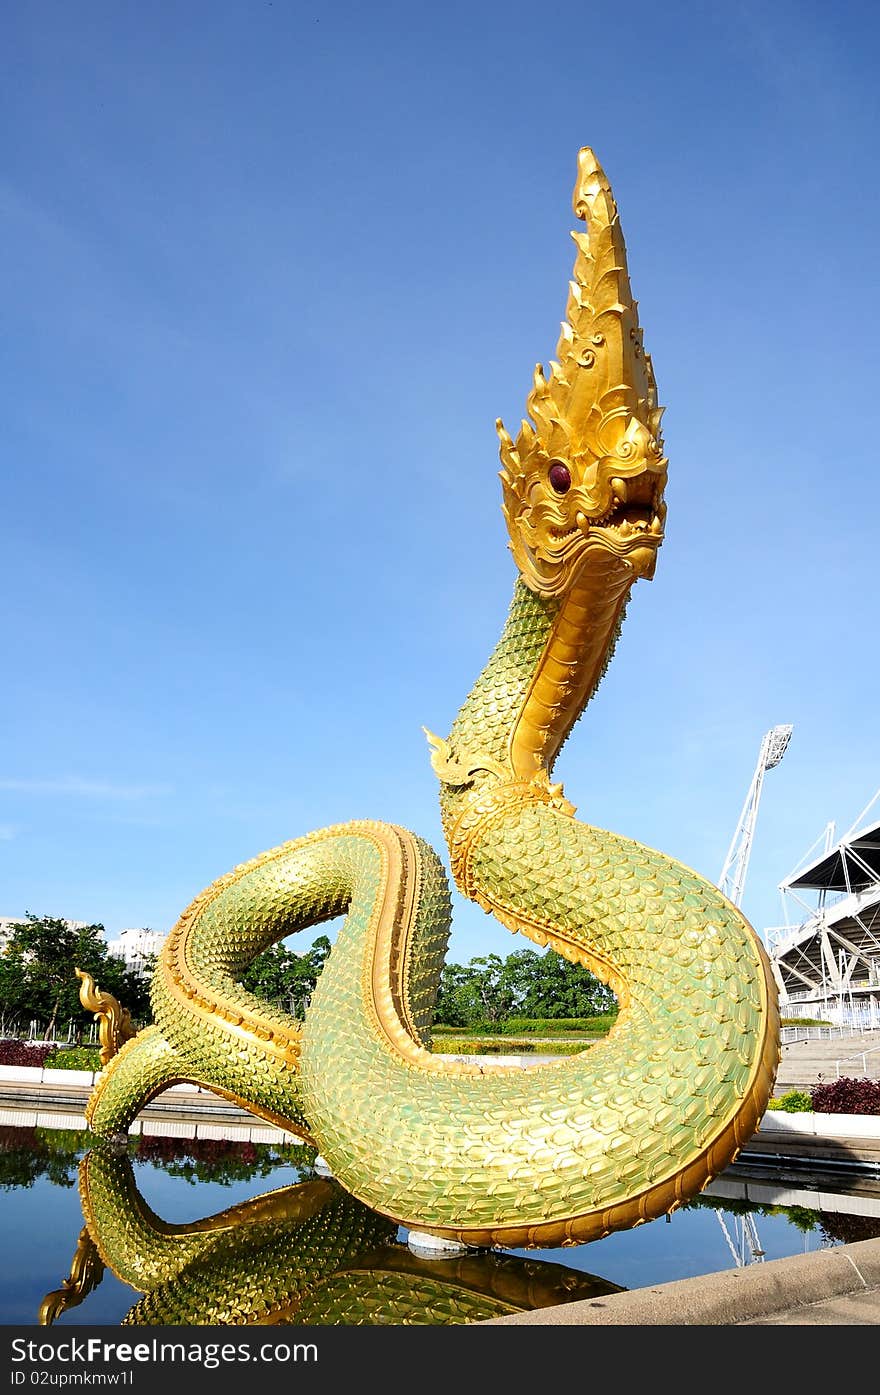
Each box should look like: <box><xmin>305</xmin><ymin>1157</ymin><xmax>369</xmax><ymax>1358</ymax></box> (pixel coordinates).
<box><xmin>719</xmin><ymin>725</ymin><xmax>794</xmax><ymax>910</ymax></box>
<box><xmin>715</xmin><ymin>1210</ymin><xmax>766</xmax><ymax>1267</ymax></box>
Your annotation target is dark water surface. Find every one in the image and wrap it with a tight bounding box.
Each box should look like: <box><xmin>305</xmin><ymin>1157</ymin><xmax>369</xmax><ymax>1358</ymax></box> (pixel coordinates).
<box><xmin>2</xmin><ymin>1121</ymin><xmax>878</xmax><ymax>1326</ymax></box>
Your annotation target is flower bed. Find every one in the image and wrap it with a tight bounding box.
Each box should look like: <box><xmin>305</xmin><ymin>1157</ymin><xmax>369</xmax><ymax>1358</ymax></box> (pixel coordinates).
<box><xmin>770</xmin><ymin>1077</ymin><xmax>880</xmax><ymax>1116</ymax></box>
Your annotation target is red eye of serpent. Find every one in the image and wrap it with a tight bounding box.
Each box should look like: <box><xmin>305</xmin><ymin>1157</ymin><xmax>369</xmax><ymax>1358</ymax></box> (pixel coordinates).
<box><xmin>548</xmin><ymin>463</ymin><xmax>571</xmax><ymax>494</ymax></box>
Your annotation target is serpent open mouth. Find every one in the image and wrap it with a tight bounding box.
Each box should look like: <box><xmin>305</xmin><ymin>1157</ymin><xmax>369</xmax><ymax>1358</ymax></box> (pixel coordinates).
<box><xmin>549</xmin><ymin>474</ymin><xmax>667</xmax><ymax>560</ymax></box>
<box><xmin>553</xmin><ymin>503</ymin><xmax>665</xmax><ymax>546</ymax></box>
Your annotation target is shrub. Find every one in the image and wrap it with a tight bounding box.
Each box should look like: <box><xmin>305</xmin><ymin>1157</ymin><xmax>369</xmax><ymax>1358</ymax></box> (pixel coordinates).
<box><xmin>43</xmin><ymin>1046</ymin><xmax>101</xmax><ymax>1071</ymax></box>
<box><xmin>431</xmin><ymin>1037</ymin><xmax>589</xmax><ymax>1057</ymax></box>
<box><xmin>0</xmin><ymin>1040</ymin><xmax>54</xmax><ymax>1068</ymax></box>
<box><xmin>432</xmin><ymin>1016</ymin><xmax>616</xmax><ymax>1037</ymax></box>
<box><xmin>818</xmin><ymin>1212</ymin><xmax>880</xmax><ymax>1244</ymax></box>
<box><xmin>767</xmin><ymin>1090</ymin><xmax>814</xmax><ymax>1112</ymax></box>
<box><xmin>811</xmin><ymin>1077</ymin><xmax>880</xmax><ymax>1115</ymax></box>
<box><xmin>496</xmin><ymin>1015</ymin><xmax>617</xmax><ymax>1036</ymax></box>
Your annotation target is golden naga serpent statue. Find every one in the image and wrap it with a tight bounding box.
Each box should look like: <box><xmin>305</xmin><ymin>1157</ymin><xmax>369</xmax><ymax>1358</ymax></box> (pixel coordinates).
<box><xmin>82</xmin><ymin>148</ymin><xmax>780</xmax><ymax>1248</ymax></box>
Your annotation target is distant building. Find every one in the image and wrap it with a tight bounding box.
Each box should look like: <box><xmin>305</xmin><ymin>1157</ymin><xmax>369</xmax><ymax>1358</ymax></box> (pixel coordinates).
<box><xmin>105</xmin><ymin>926</ymin><xmax>167</xmax><ymax>976</ymax></box>
<box><xmin>0</xmin><ymin>916</ymin><xmax>89</xmax><ymax>952</ymax></box>
<box><xmin>0</xmin><ymin>917</ymin><xmax>166</xmax><ymax>974</ymax></box>
<box><xmin>0</xmin><ymin>918</ymin><xmax>22</xmax><ymax>952</ymax></box>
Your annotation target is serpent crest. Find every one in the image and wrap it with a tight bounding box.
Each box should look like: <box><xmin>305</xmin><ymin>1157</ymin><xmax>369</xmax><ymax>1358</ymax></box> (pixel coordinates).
<box><xmin>81</xmin><ymin>148</ymin><xmax>780</xmax><ymax>1249</ymax></box>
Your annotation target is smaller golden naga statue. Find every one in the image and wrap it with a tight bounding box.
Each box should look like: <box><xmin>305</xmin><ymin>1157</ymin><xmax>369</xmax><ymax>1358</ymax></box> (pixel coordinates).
<box><xmin>38</xmin><ymin>1227</ymin><xmax>105</xmax><ymax>1326</ymax></box>
<box><xmin>75</xmin><ymin>968</ymin><xmax>136</xmax><ymax>1068</ymax></box>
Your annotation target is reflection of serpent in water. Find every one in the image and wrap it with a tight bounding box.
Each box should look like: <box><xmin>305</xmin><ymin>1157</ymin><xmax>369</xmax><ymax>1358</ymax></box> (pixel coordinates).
<box><xmin>40</xmin><ymin>1149</ymin><xmax>622</xmax><ymax>1325</ymax></box>
<box><xmin>81</xmin><ymin>148</ymin><xmax>779</xmax><ymax>1248</ymax></box>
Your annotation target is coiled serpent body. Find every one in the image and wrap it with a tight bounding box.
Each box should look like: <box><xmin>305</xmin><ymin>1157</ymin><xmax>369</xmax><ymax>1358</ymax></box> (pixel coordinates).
<box><xmin>84</xmin><ymin>149</ymin><xmax>780</xmax><ymax>1248</ymax></box>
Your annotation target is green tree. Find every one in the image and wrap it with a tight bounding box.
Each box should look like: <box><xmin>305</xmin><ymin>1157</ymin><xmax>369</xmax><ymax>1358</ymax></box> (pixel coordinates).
<box><xmin>433</xmin><ymin>947</ymin><xmax>615</xmax><ymax>1027</ymax></box>
<box><xmin>466</xmin><ymin>954</ymin><xmax>522</xmax><ymax>1024</ymax></box>
<box><xmin>434</xmin><ymin>962</ymin><xmax>483</xmax><ymax>1028</ymax></box>
<box><xmin>240</xmin><ymin>934</ymin><xmax>332</xmax><ymax>1018</ymax></box>
<box><xmin>0</xmin><ymin>915</ymin><xmax>151</xmax><ymax>1039</ymax></box>
<box><xmin>0</xmin><ymin>1126</ymin><xmax>86</xmax><ymax>1190</ymax></box>
<box><xmin>433</xmin><ymin>954</ymin><xmax>524</xmax><ymax>1027</ymax></box>
<box><xmin>511</xmin><ymin>948</ymin><xmax>616</xmax><ymax>1018</ymax></box>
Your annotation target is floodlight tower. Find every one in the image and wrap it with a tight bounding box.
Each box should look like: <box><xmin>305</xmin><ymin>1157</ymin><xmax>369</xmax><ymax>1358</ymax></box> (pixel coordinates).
<box><xmin>719</xmin><ymin>725</ymin><xmax>794</xmax><ymax>914</ymax></box>
<box><xmin>712</xmin><ymin>724</ymin><xmax>792</xmax><ymax>1267</ymax></box>
<box><xmin>716</xmin><ymin>1210</ymin><xmax>766</xmax><ymax>1267</ymax></box>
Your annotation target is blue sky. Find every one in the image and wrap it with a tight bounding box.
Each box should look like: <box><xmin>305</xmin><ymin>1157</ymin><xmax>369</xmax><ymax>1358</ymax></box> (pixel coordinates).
<box><xmin>3</xmin><ymin>0</ymin><xmax>878</xmax><ymax>966</ymax></box>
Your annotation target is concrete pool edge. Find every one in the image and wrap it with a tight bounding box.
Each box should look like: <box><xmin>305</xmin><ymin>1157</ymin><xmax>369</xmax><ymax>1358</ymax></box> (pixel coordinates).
<box><xmin>479</xmin><ymin>1234</ymin><xmax>880</xmax><ymax>1325</ymax></box>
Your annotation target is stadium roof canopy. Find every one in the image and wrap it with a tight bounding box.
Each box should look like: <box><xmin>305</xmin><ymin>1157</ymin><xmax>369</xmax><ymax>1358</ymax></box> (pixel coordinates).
<box><xmin>782</xmin><ymin>818</ymin><xmax>880</xmax><ymax>895</ymax></box>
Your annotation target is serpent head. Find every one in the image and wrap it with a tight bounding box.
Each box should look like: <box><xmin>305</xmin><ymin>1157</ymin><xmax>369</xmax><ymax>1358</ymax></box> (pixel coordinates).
<box><xmin>499</xmin><ymin>148</ymin><xmax>667</xmax><ymax>599</ymax></box>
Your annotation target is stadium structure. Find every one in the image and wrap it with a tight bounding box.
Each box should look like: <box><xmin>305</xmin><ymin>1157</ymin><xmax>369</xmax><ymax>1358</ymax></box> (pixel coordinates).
<box><xmin>715</xmin><ymin>729</ymin><xmax>879</xmax><ymax>1031</ymax></box>
<box><xmin>765</xmin><ymin>789</ymin><xmax>880</xmax><ymax>1030</ymax></box>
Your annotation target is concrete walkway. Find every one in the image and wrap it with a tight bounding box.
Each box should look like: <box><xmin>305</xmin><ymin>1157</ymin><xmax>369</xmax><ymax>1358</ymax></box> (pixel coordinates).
<box><xmin>773</xmin><ymin>1030</ymin><xmax>880</xmax><ymax>1093</ymax></box>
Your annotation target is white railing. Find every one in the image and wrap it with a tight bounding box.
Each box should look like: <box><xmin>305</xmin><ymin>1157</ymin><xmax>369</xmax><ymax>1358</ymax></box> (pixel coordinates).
<box><xmin>21</xmin><ymin>1020</ymin><xmax>99</xmax><ymax>1046</ymax></box>
<box><xmin>782</xmin><ymin>989</ymin><xmax>877</xmax><ymax>1004</ymax></box>
<box><xmin>780</xmin><ymin>1025</ymin><xmax>851</xmax><ymax>1044</ymax></box>
<box><xmin>835</xmin><ymin>1045</ymin><xmax>880</xmax><ymax>1079</ymax></box>
<box><xmin>780</xmin><ymin>1000</ymin><xmax>880</xmax><ymax>1032</ymax></box>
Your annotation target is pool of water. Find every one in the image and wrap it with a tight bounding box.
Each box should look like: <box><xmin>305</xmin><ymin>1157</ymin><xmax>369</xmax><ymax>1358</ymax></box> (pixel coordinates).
<box><xmin>2</xmin><ymin>1121</ymin><xmax>879</xmax><ymax>1326</ymax></box>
